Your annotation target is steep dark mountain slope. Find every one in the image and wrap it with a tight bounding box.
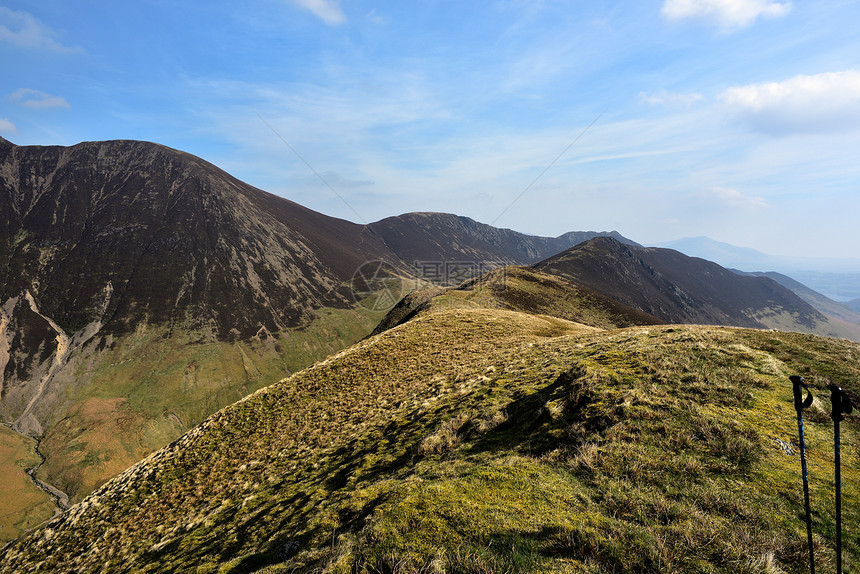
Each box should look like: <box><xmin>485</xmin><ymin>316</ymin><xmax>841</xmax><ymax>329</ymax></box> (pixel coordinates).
<box><xmin>0</xmin><ymin>138</ymin><xmax>403</xmax><ymax>530</ymax></box>
<box><xmin>534</xmin><ymin>237</ymin><xmax>845</xmax><ymax>337</ymax></box>
<box><xmin>0</xmin><ymin>137</ymin><xmax>396</xmax><ymax>341</ymax></box>
<box><xmin>367</xmin><ymin>211</ymin><xmax>636</xmax><ymax>276</ymax></box>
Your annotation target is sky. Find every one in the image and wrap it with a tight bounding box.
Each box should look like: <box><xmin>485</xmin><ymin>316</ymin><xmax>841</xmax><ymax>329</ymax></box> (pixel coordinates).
<box><xmin>1</xmin><ymin>0</ymin><xmax>860</xmax><ymax>260</ymax></box>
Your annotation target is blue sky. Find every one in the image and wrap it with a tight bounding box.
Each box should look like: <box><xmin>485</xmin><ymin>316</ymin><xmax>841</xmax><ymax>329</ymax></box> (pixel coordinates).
<box><xmin>2</xmin><ymin>0</ymin><xmax>860</xmax><ymax>260</ymax></box>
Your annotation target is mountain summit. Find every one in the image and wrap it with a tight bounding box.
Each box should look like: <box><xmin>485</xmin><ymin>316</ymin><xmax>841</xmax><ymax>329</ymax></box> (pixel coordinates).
<box><xmin>366</xmin><ymin>212</ymin><xmax>635</xmax><ymax>269</ymax></box>
<box><xmin>0</xmin><ymin>138</ymin><xmax>397</xmax><ymax>341</ymax></box>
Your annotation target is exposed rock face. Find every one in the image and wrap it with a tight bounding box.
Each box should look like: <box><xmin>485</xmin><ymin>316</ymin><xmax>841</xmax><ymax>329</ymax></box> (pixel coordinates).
<box><xmin>535</xmin><ymin>237</ymin><xmax>830</xmax><ymax>330</ymax></box>
<box><xmin>0</xmin><ymin>293</ymin><xmax>59</xmax><ymax>423</ymax></box>
<box><xmin>8</xmin><ymin>285</ymin><xmax>112</xmax><ymax>436</ymax></box>
<box><xmin>0</xmin><ymin>139</ymin><xmax>398</xmax><ymax>342</ymax></box>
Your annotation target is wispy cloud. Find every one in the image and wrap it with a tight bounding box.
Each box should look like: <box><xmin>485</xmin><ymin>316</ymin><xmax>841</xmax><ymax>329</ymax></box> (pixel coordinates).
<box><xmin>15</xmin><ymin>0</ymin><xmax>850</xmax><ymax>258</ymax></box>
<box><xmin>284</xmin><ymin>0</ymin><xmax>346</xmax><ymax>25</ymax></box>
<box><xmin>0</xmin><ymin>7</ymin><xmax>83</xmax><ymax>53</ymax></box>
<box><xmin>721</xmin><ymin>70</ymin><xmax>860</xmax><ymax>135</ymax></box>
<box><xmin>694</xmin><ymin>186</ymin><xmax>768</xmax><ymax>210</ymax></box>
<box><xmin>662</xmin><ymin>0</ymin><xmax>791</xmax><ymax>31</ymax></box>
<box><xmin>0</xmin><ymin>118</ymin><xmax>16</xmax><ymax>134</ymax></box>
<box><xmin>640</xmin><ymin>90</ymin><xmax>705</xmax><ymax>108</ymax></box>
<box><xmin>364</xmin><ymin>9</ymin><xmax>386</xmax><ymax>25</ymax></box>
<box><xmin>8</xmin><ymin>88</ymin><xmax>70</xmax><ymax>109</ymax></box>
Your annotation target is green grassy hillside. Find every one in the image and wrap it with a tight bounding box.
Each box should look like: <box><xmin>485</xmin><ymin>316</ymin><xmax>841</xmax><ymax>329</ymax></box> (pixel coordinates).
<box><xmin>40</xmin><ymin>304</ymin><xmax>388</xmax><ymax>496</ymax></box>
<box><xmin>371</xmin><ymin>266</ymin><xmax>663</xmax><ymax>335</ymax></box>
<box><xmin>2</xmin><ymin>300</ymin><xmax>857</xmax><ymax>573</ymax></box>
<box><xmin>0</xmin><ymin>299</ymin><xmax>393</xmax><ymax>545</ymax></box>
<box><xmin>0</xmin><ymin>425</ymin><xmax>55</xmax><ymax>541</ymax></box>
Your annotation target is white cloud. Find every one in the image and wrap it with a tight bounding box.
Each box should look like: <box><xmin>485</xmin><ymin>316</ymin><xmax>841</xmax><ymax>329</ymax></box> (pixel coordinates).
<box><xmin>285</xmin><ymin>0</ymin><xmax>346</xmax><ymax>25</ymax></box>
<box><xmin>8</xmin><ymin>88</ymin><xmax>70</xmax><ymax>109</ymax></box>
<box><xmin>639</xmin><ymin>90</ymin><xmax>705</xmax><ymax>108</ymax></box>
<box><xmin>0</xmin><ymin>118</ymin><xmax>17</xmax><ymax>134</ymax></box>
<box><xmin>364</xmin><ymin>9</ymin><xmax>386</xmax><ymax>25</ymax></box>
<box><xmin>662</xmin><ymin>0</ymin><xmax>791</xmax><ymax>30</ymax></box>
<box><xmin>694</xmin><ymin>186</ymin><xmax>768</xmax><ymax>210</ymax></box>
<box><xmin>721</xmin><ymin>70</ymin><xmax>860</xmax><ymax>135</ymax></box>
<box><xmin>0</xmin><ymin>7</ymin><xmax>82</xmax><ymax>52</ymax></box>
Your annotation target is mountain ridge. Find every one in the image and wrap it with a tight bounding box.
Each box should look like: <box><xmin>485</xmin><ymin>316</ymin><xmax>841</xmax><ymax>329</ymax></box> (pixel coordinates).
<box><xmin>371</xmin><ymin>265</ymin><xmax>664</xmax><ymax>336</ymax></box>
<box><xmin>534</xmin><ymin>237</ymin><xmax>847</xmax><ymax>337</ymax></box>
<box><xmin>367</xmin><ymin>211</ymin><xmax>636</xmax><ymax>274</ymax></box>
<box><xmin>2</xmin><ymin>136</ymin><xmax>857</xmax><ymax>555</ymax></box>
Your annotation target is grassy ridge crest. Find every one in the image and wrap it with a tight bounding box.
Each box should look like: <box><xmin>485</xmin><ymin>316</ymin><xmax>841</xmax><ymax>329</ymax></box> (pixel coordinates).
<box><xmin>1</xmin><ymin>306</ymin><xmax>858</xmax><ymax>573</ymax></box>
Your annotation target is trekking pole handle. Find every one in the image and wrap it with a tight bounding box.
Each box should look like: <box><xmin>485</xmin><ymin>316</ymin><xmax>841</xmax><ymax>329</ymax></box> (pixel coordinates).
<box><xmin>826</xmin><ymin>384</ymin><xmax>854</xmax><ymax>422</ymax></box>
<box><xmin>791</xmin><ymin>375</ymin><xmax>814</xmax><ymax>413</ymax></box>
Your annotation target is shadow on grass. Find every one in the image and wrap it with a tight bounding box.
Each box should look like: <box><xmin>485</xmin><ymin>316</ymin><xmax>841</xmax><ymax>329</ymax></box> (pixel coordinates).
<box><xmin>464</xmin><ymin>365</ymin><xmax>615</xmax><ymax>459</ymax></box>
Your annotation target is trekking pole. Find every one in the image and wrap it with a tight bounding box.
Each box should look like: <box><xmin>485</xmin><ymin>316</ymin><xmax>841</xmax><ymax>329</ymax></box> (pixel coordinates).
<box><xmin>790</xmin><ymin>375</ymin><xmax>815</xmax><ymax>574</ymax></box>
<box><xmin>826</xmin><ymin>383</ymin><xmax>854</xmax><ymax>574</ymax></box>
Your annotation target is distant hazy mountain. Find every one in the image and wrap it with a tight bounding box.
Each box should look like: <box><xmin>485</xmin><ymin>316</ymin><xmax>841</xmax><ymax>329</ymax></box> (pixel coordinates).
<box><xmin>785</xmin><ymin>271</ymin><xmax>860</xmax><ymax>302</ymax></box>
<box><xmin>656</xmin><ymin>236</ymin><xmax>860</xmax><ymax>301</ymax></box>
<box><xmin>848</xmin><ymin>298</ymin><xmax>860</xmax><ymax>312</ymax></box>
<box><xmin>655</xmin><ymin>236</ymin><xmax>776</xmax><ymax>271</ymax></box>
